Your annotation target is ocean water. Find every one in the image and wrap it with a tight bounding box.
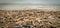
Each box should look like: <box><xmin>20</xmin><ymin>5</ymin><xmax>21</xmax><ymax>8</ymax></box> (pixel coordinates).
<box><xmin>0</xmin><ymin>4</ymin><xmax>60</xmax><ymax>11</ymax></box>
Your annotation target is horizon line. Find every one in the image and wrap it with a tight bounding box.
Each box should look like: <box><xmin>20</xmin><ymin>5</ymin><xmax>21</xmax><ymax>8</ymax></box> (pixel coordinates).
<box><xmin>0</xmin><ymin>3</ymin><xmax>60</xmax><ymax>5</ymax></box>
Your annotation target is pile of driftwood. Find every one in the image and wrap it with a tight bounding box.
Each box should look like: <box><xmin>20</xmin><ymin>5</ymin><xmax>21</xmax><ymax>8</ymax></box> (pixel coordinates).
<box><xmin>0</xmin><ymin>10</ymin><xmax>60</xmax><ymax>28</ymax></box>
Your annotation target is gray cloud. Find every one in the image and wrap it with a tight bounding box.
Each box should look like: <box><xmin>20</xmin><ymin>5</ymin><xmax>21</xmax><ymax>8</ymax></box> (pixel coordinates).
<box><xmin>0</xmin><ymin>0</ymin><xmax>60</xmax><ymax>4</ymax></box>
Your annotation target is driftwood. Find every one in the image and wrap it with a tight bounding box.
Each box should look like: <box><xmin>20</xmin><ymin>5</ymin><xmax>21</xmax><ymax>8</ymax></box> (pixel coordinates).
<box><xmin>0</xmin><ymin>10</ymin><xmax>60</xmax><ymax>28</ymax></box>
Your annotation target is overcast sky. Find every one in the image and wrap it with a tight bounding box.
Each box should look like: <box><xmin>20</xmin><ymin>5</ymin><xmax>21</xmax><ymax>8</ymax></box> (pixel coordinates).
<box><xmin>0</xmin><ymin>0</ymin><xmax>60</xmax><ymax>4</ymax></box>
